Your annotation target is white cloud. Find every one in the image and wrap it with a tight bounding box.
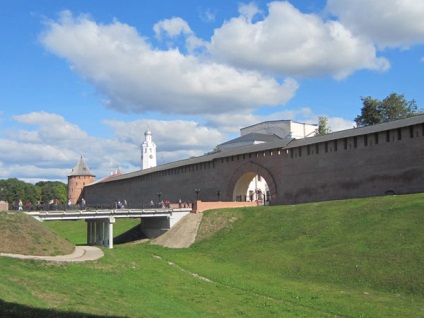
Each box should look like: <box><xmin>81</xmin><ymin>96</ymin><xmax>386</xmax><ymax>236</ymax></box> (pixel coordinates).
<box><xmin>238</xmin><ymin>2</ymin><xmax>262</xmax><ymax>22</ymax></box>
<box><xmin>0</xmin><ymin>112</ymin><xmax>231</xmax><ymax>182</ymax></box>
<box><xmin>327</xmin><ymin>117</ymin><xmax>356</xmax><ymax>132</ymax></box>
<box><xmin>199</xmin><ymin>8</ymin><xmax>216</xmax><ymax>23</ymax></box>
<box><xmin>153</xmin><ymin>17</ymin><xmax>193</xmax><ymax>39</ymax></box>
<box><xmin>209</xmin><ymin>1</ymin><xmax>389</xmax><ymax>79</ymax></box>
<box><xmin>13</xmin><ymin>112</ymin><xmax>88</xmax><ymax>142</ymax></box>
<box><xmin>40</xmin><ymin>11</ymin><xmax>297</xmax><ymax>116</ymax></box>
<box><xmin>103</xmin><ymin>119</ymin><xmax>227</xmax><ymax>152</ymax></box>
<box><xmin>327</xmin><ymin>0</ymin><xmax>424</xmax><ymax>48</ymax></box>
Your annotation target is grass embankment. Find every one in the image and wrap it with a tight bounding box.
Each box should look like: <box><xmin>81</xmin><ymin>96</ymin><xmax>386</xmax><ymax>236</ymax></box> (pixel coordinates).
<box><xmin>0</xmin><ymin>211</ymin><xmax>74</xmax><ymax>256</ymax></box>
<box><xmin>1</xmin><ymin>194</ymin><xmax>424</xmax><ymax>317</ymax></box>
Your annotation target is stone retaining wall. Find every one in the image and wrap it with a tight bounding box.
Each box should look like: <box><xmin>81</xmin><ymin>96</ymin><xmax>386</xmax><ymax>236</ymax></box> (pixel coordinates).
<box><xmin>192</xmin><ymin>200</ymin><xmax>258</xmax><ymax>213</ymax></box>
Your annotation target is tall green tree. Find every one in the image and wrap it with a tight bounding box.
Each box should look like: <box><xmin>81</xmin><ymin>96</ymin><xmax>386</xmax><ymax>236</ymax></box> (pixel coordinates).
<box><xmin>315</xmin><ymin>116</ymin><xmax>331</xmax><ymax>135</ymax></box>
<box><xmin>355</xmin><ymin>93</ymin><xmax>422</xmax><ymax>127</ymax></box>
<box><xmin>0</xmin><ymin>179</ymin><xmax>67</xmax><ymax>208</ymax></box>
<box><xmin>0</xmin><ymin>178</ymin><xmax>40</xmax><ymax>205</ymax></box>
<box><xmin>354</xmin><ymin>97</ymin><xmax>381</xmax><ymax>127</ymax></box>
<box><xmin>35</xmin><ymin>181</ymin><xmax>67</xmax><ymax>204</ymax></box>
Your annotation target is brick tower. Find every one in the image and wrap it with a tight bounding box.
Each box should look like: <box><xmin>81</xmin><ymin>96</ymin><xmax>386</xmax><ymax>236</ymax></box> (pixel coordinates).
<box><xmin>68</xmin><ymin>156</ymin><xmax>95</xmax><ymax>205</ymax></box>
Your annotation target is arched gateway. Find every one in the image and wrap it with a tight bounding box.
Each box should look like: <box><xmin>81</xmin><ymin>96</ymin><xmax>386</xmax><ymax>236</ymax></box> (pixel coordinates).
<box><xmin>227</xmin><ymin>161</ymin><xmax>277</xmax><ymax>203</ymax></box>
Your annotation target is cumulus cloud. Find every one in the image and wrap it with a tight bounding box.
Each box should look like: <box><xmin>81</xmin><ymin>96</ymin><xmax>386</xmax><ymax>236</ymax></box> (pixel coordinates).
<box><xmin>40</xmin><ymin>11</ymin><xmax>297</xmax><ymax>116</ymax></box>
<box><xmin>153</xmin><ymin>17</ymin><xmax>193</xmax><ymax>39</ymax></box>
<box><xmin>238</xmin><ymin>2</ymin><xmax>263</xmax><ymax>22</ymax></box>
<box><xmin>327</xmin><ymin>0</ymin><xmax>424</xmax><ymax>48</ymax></box>
<box><xmin>103</xmin><ymin>119</ymin><xmax>227</xmax><ymax>152</ymax></box>
<box><xmin>13</xmin><ymin>112</ymin><xmax>88</xmax><ymax>142</ymax></box>
<box><xmin>327</xmin><ymin>117</ymin><xmax>356</xmax><ymax>132</ymax></box>
<box><xmin>209</xmin><ymin>1</ymin><xmax>389</xmax><ymax>79</ymax></box>
<box><xmin>0</xmin><ymin>112</ymin><xmax>229</xmax><ymax>182</ymax></box>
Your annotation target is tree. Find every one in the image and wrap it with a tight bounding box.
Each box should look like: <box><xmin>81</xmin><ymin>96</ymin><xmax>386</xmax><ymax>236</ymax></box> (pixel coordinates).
<box><xmin>355</xmin><ymin>93</ymin><xmax>422</xmax><ymax>127</ymax></box>
<box><xmin>35</xmin><ymin>181</ymin><xmax>67</xmax><ymax>204</ymax></box>
<box><xmin>379</xmin><ymin>93</ymin><xmax>420</xmax><ymax>122</ymax></box>
<box><xmin>0</xmin><ymin>179</ymin><xmax>67</xmax><ymax>209</ymax></box>
<box><xmin>0</xmin><ymin>178</ymin><xmax>39</xmax><ymax>205</ymax></box>
<box><xmin>315</xmin><ymin>116</ymin><xmax>331</xmax><ymax>135</ymax></box>
<box><xmin>354</xmin><ymin>97</ymin><xmax>381</xmax><ymax>127</ymax></box>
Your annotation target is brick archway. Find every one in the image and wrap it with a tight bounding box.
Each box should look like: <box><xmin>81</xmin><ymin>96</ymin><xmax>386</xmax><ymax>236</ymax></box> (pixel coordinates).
<box><xmin>226</xmin><ymin>161</ymin><xmax>278</xmax><ymax>203</ymax></box>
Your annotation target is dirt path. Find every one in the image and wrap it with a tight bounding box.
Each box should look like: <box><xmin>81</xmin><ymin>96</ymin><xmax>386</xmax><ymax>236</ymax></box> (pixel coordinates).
<box><xmin>151</xmin><ymin>212</ymin><xmax>202</xmax><ymax>248</ymax></box>
<box><xmin>0</xmin><ymin>246</ymin><xmax>104</xmax><ymax>262</ymax></box>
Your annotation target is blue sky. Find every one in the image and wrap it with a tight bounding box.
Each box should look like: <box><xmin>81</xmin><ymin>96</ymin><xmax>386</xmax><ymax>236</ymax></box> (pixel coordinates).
<box><xmin>1</xmin><ymin>0</ymin><xmax>423</xmax><ymax>183</ymax></box>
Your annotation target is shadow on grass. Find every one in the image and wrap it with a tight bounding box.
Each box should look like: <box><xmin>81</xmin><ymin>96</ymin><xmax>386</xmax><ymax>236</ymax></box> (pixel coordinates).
<box><xmin>114</xmin><ymin>225</ymin><xmax>147</xmax><ymax>245</ymax></box>
<box><xmin>0</xmin><ymin>299</ymin><xmax>124</xmax><ymax>317</ymax></box>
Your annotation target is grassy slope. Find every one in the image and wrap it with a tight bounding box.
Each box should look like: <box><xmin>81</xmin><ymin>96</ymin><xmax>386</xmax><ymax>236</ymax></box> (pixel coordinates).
<box><xmin>0</xmin><ymin>212</ymin><xmax>74</xmax><ymax>256</ymax></box>
<box><xmin>193</xmin><ymin>194</ymin><xmax>424</xmax><ymax>293</ymax></box>
<box><xmin>1</xmin><ymin>194</ymin><xmax>424</xmax><ymax>317</ymax></box>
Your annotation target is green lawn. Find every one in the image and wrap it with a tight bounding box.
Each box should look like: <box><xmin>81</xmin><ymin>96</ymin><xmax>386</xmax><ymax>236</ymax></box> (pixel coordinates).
<box><xmin>1</xmin><ymin>194</ymin><xmax>424</xmax><ymax>317</ymax></box>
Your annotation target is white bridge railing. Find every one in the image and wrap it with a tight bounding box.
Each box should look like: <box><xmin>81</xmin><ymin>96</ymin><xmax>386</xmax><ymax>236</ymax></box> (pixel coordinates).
<box><xmin>25</xmin><ymin>208</ymin><xmax>180</xmax><ymax>221</ymax></box>
<box><xmin>25</xmin><ymin>208</ymin><xmax>192</xmax><ymax>248</ymax></box>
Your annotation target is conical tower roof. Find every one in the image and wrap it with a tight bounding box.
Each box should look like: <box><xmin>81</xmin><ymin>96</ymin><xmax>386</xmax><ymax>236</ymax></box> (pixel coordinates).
<box><xmin>68</xmin><ymin>156</ymin><xmax>95</xmax><ymax>177</ymax></box>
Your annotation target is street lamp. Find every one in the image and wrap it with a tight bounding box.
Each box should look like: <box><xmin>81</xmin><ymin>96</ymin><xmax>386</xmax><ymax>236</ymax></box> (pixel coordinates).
<box><xmin>216</xmin><ymin>190</ymin><xmax>221</xmax><ymax>201</ymax></box>
<box><xmin>156</xmin><ymin>192</ymin><xmax>162</xmax><ymax>207</ymax></box>
<box><xmin>195</xmin><ymin>188</ymin><xmax>200</xmax><ymax>200</ymax></box>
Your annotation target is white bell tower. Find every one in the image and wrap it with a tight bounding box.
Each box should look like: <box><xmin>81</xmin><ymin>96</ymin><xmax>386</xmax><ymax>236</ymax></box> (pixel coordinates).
<box><xmin>141</xmin><ymin>128</ymin><xmax>157</xmax><ymax>169</ymax></box>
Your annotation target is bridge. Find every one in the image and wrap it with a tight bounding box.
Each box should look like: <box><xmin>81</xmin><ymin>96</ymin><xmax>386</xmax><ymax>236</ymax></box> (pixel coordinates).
<box><xmin>26</xmin><ymin>208</ymin><xmax>191</xmax><ymax>249</ymax></box>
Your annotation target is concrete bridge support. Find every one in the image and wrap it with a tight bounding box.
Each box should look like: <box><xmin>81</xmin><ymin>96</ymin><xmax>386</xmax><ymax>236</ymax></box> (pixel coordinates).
<box><xmin>140</xmin><ymin>211</ymin><xmax>191</xmax><ymax>238</ymax></box>
<box><xmin>86</xmin><ymin>217</ymin><xmax>115</xmax><ymax>249</ymax></box>
<box><xmin>140</xmin><ymin>216</ymin><xmax>173</xmax><ymax>238</ymax></box>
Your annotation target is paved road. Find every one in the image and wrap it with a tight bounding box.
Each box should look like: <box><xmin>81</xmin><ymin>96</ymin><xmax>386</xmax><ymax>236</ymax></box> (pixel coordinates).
<box><xmin>0</xmin><ymin>246</ymin><xmax>104</xmax><ymax>262</ymax></box>
<box><xmin>152</xmin><ymin>212</ymin><xmax>202</xmax><ymax>248</ymax></box>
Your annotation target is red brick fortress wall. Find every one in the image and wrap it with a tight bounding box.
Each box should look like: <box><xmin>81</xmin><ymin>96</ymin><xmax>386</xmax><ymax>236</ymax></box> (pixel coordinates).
<box><xmin>83</xmin><ymin>116</ymin><xmax>424</xmax><ymax>207</ymax></box>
